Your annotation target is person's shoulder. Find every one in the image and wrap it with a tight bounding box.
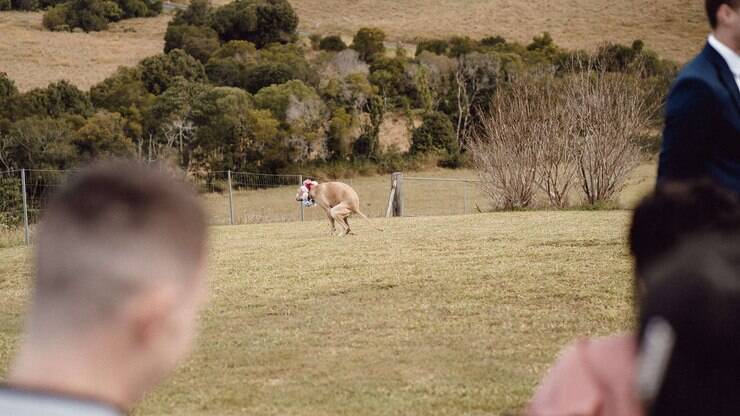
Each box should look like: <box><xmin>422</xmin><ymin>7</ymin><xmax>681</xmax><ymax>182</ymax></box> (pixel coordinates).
<box><xmin>671</xmin><ymin>48</ymin><xmax>724</xmax><ymax>96</ymax></box>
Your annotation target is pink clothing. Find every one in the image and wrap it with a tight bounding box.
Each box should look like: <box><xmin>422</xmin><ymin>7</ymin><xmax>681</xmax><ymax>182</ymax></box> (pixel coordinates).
<box><xmin>526</xmin><ymin>334</ymin><xmax>642</xmax><ymax>416</ymax></box>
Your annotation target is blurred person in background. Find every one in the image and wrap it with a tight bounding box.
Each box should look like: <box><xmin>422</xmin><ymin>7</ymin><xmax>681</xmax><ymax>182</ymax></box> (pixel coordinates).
<box><xmin>658</xmin><ymin>0</ymin><xmax>740</xmax><ymax>191</ymax></box>
<box><xmin>526</xmin><ymin>180</ymin><xmax>740</xmax><ymax>416</ymax></box>
<box><xmin>0</xmin><ymin>160</ymin><xmax>208</xmax><ymax>415</ymax></box>
<box><xmin>637</xmin><ymin>236</ymin><xmax>740</xmax><ymax>416</ymax></box>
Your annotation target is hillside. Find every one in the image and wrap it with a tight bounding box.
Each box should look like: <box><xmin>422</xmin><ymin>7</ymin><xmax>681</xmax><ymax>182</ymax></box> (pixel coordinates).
<box><xmin>0</xmin><ymin>11</ymin><xmax>167</xmax><ymax>91</ymax></box>
<box><xmin>0</xmin><ymin>211</ymin><xmax>634</xmax><ymax>415</ymax></box>
<box><xmin>1</xmin><ymin>0</ymin><xmax>707</xmax><ymax>91</ymax></box>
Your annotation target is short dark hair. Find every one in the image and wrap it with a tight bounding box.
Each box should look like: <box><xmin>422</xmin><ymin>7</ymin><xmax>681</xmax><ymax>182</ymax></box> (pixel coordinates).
<box><xmin>32</xmin><ymin>160</ymin><xmax>207</xmax><ymax>333</ymax></box>
<box><xmin>638</xmin><ymin>237</ymin><xmax>740</xmax><ymax>416</ymax></box>
<box><xmin>706</xmin><ymin>0</ymin><xmax>740</xmax><ymax>28</ymax></box>
<box><xmin>629</xmin><ymin>180</ymin><xmax>740</xmax><ymax>281</ymax></box>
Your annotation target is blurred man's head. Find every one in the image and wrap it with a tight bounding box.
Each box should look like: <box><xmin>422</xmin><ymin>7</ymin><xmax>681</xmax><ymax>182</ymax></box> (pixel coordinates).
<box><xmin>706</xmin><ymin>0</ymin><xmax>740</xmax><ymax>49</ymax></box>
<box><xmin>637</xmin><ymin>237</ymin><xmax>740</xmax><ymax>416</ymax></box>
<box><xmin>11</xmin><ymin>160</ymin><xmax>207</xmax><ymax>409</ymax></box>
<box><xmin>629</xmin><ymin>180</ymin><xmax>740</xmax><ymax>285</ymax></box>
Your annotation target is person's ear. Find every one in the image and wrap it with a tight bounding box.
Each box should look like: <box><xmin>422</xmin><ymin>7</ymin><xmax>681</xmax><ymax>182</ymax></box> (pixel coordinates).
<box><xmin>124</xmin><ymin>283</ymin><xmax>178</xmax><ymax>349</ymax></box>
<box><xmin>718</xmin><ymin>3</ymin><xmax>737</xmax><ymax>25</ymax></box>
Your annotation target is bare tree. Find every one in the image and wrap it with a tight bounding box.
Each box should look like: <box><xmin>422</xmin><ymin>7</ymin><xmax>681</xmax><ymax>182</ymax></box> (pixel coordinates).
<box><xmin>562</xmin><ymin>69</ymin><xmax>647</xmax><ymax>205</ymax></box>
<box><xmin>469</xmin><ymin>77</ymin><xmax>542</xmax><ymax>209</ymax></box>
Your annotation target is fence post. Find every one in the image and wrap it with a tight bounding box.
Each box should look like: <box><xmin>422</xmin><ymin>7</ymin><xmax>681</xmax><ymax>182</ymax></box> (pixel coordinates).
<box><xmin>21</xmin><ymin>169</ymin><xmax>29</xmax><ymax>246</ymax></box>
<box><xmin>227</xmin><ymin>170</ymin><xmax>234</xmax><ymax>225</ymax></box>
<box><xmin>299</xmin><ymin>175</ymin><xmax>304</xmax><ymax>222</ymax></box>
<box><xmin>391</xmin><ymin>172</ymin><xmax>404</xmax><ymax>217</ymax></box>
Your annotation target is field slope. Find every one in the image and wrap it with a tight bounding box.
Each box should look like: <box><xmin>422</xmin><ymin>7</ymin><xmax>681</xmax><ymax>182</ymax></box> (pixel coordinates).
<box><xmin>0</xmin><ymin>211</ymin><xmax>634</xmax><ymax>415</ymax></box>
<box><xmin>1</xmin><ymin>0</ymin><xmax>706</xmax><ymax>91</ymax></box>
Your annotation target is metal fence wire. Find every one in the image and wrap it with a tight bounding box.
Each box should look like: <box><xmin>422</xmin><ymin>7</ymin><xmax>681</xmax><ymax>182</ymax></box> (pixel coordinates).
<box><xmin>1</xmin><ymin>169</ymin><xmax>485</xmax><ymax>246</ymax></box>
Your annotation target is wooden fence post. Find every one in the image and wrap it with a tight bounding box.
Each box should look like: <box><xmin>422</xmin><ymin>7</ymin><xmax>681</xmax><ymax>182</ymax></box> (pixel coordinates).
<box><xmin>391</xmin><ymin>172</ymin><xmax>403</xmax><ymax>217</ymax></box>
<box><xmin>227</xmin><ymin>170</ymin><xmax>234</xmax><ymax>225</ymax></box>
<box><xmin>21</xmin><ymin>169</ymin><xmax>29</xmax><ymax>246</ymax></box>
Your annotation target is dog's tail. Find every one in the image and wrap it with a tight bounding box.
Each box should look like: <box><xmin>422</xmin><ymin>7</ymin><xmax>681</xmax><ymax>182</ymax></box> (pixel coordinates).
<box><xmin>355</xmin><ymin>210</ymin><xmax>384</xmax><ymax>232</ymax></box>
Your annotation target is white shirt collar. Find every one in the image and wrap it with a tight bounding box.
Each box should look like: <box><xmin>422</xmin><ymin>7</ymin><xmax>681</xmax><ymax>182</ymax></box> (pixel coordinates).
<box><xmin>708</xmin><ymin>34</ymin><xmax>740</xmax><ymax>78</ymax></box>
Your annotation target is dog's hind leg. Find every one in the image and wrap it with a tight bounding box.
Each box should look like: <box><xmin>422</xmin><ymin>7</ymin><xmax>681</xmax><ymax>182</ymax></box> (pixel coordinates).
<box><xmin>330</xmin><ymin>204</ymin><xmax>353</xmax><ymax>236</ymax></box>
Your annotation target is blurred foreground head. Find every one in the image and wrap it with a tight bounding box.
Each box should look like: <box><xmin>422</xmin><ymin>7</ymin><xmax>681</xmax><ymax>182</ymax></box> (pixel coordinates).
<box><xmin>10</xmin><ymin>160</ymin><xmax>207</xmax><ymax>410</ymax></box>
<box><xmin>637</xmin><ymin>236</ymin><xmax>740</xmax><ymax>416</ymax></box>
<box><xmin>629</xmin><ymin>180</ymin><xmax>740</xmax><ymax>283</ymax></box>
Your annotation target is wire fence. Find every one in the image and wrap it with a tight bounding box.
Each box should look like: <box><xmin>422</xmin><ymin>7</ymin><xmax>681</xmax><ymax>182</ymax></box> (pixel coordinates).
<box><xmin>1</xmin><ymin>169</ymin><xmax>487</xmax><ymax>246</ymax></box>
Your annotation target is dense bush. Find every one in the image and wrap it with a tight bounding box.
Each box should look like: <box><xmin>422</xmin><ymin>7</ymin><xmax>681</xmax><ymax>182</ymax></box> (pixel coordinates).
<box><xmin>0</xmin><ymin>177</ymin><xmax>23</xmax><ymax>227</ymax></box>
<box><xmin>0</xmin><ymin>73</ymin><xmax>18</xmax><ymax>105</ymax></box>
<box><xmin>73</xmin><ymin>111</ymin><xmax>135</xmax><ymax>161</ymax></box>
<box><xmin>41</xmin><ymin>0</ymin><xmax>160</xmax><ymax>32</ymax></box>
<box><xmin>8</xmin><ymin>81</ymin><xmax>92</xmax><ymax>121</ymax></box>
<box><xmin>164</xmin><ymin>24</ymin><xmax>221</xmax><ymax>63</ymax></box>
<box><xmin>90</xmin><ymin>67</ymin><xmax>154</xmax><ymax>137</ymax></box>
<box><xmin>210</xmin><ymin>0</ymin><xmax>298</xmax><ymax>47</ymax></box>
<box><xmin>206</xmin><ymin>42</ymin><xmax>317</xmax><ymax>93</ymax></box>
<box><xmin>0</xmin><ymin>0</ymin><xmax>11</xmax><ymax>10</ymax></box>
<box><xmin>139</xmin><ymin>49</ymin><xmax>207</xmax><ymax>94</ymax></box>
<box><xmin>411</xmin><ymin>111</ymin><xmax>458</xmax><ymax>155</ymax></box>
<box><xmin>319</xmin><ymin>35</ymin><xmax>347</xmax><ymax>52</ymax></box>
<box><xmin>415</xmin><ymin>39</ymin><xmax>449</xmax><ymax>56</ymax></box>
<box><xmin>352</xmin><ymin>27</ymin><xmax>386</xmax><ymax>62</ymax></box>
<box><xmin>326</xmin><ymin>107</ymin><xmax>355</xmax><ymax>160</ymax></box>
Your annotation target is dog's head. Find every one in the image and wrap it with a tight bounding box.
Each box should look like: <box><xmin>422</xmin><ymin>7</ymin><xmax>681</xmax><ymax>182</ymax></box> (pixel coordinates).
<box><xmin>295</xmin><ymin>179</ymin><xmax>318</xmax><ymax>201</ymax></box>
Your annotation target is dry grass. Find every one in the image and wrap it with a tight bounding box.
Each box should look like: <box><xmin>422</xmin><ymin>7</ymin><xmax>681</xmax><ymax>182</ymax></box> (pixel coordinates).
<box><xmin>282</xmin><ymin>0</ymin><xmax>707</xmax><ymax>63</ymax></box>
<box><xmin>2</xmin><ymin>0</ymin><xmax>706</xmax><ymax>91</ymax></box>
<box><xmin>201</xmin><ymin>163</ymin><xmax>656</xmax><ymax>226</ymax></box>
<box><xmin>0</xmin><ymin>11</ymin><xmax>167</xmax><ymax>91</ymax></box>
<box><xmin>0</xmin><ymin>210</ymin><xmax>635</xmax><ymax>415</ymax></box>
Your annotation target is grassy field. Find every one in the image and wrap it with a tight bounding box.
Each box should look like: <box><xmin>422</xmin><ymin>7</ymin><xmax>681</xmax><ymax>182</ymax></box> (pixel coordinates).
<box><xmin>203</xmin><ymin>162</ymin><xmax>656</xmax><ymax>226</ymax></box>
<box><xmin>0</xmin><ymin>11</ymin><xmax>167</xmax><ymax>91</ymax></box>
<box><xmin>0</xmin><ymin>163</ymin><xmax>657</xmax><ymax>247</ymax></box>
<box><xmin>1</xmin><ymin>0</ymin><xmax>706</xmax><ymax>91</ymax></box>
<box><xmin>283</xmin><ymin>0</ymin><xmax>707</xmax><ymax>63</ymax></box>
<box><xmin>0</xmin><ymin>210</ymin><xmax>635</xmax><ymax>415</ymax></box>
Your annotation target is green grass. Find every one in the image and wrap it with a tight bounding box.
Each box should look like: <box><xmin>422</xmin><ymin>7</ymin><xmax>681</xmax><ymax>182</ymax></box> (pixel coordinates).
<box><xmin>0</xmin><ymin>211</ymin><xmax>635</xmax><ymax>415</ymax></box>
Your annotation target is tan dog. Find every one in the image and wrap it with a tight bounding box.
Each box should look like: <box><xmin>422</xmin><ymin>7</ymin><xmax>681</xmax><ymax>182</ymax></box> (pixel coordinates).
<box><xmin>296</xmin><ymin>180</ymin><xmax>382</xmax><ymax>235</ymax></box>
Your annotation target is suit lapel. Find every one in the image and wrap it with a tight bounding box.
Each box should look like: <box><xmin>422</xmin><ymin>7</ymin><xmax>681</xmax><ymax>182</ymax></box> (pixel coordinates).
<box><xmin>703</xmin><ymin>44</ymin><xmax>740</xmax><ymax>112</ymax></box>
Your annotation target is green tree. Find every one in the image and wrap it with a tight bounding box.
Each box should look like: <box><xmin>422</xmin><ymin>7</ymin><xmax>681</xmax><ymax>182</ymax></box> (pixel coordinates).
<box><xmin>9</xmin><ymin>80</ymin><xmax>92</xmax><ymax>120</ymax></box>
<box><xmin>0</xmin><ymin>72</ymin><xmax>18</xmax><ymax>107</ymax></box>
<box><xmin>73</xmin><ymin>111</ymin><xmax>135</xmax><ymax>161</ymax></box>
<box><xmin>90</xmin><ymin>67</ymin><xmax>155</xmax><ymax>138</ymax></box>
<box><xmin>352</xmin><ymin>27</ymin><xmax>386</xmax><ymax>62</ymax></box>
<box><xmin>319</xmin><ymin>35</ymin><xmax>347</xmax><ymax>52</ymax></box>
<box><xmin>411</xmin><ymin>111</ymin><xmax>458</xmax><ymax>155</ymax></box>
<box><xmin>4</xmin><ymin>117</ymin><xmax>79</xmax><ymax>170</ymax></box>
<box><xmin>326</xmin><ymin>107</ymin><xmax>354</xmax><ymax>160</ymax></box>
<box><xmin>139</xmin><ymin>49</ymin><xmax>207</xmax><ymax>94</ymax></box>
<box><xmin>164</xmin><ymin>24</ymin><xmax>221</xmax><ymax>63</ymax></box>
<box><xmin>210</xmin><ymin>0</ymin><xmax>298</xmax><ymax>47</ymax></box>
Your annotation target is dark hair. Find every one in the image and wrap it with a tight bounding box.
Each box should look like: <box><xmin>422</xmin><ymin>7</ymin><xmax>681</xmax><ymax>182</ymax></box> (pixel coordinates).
<box><xmin>638</xmin><ymin>237</ymin><xmax>740</xmax><ymax>416</ymax></box>
<box><xmin>706</xmin><ymin>0</ymin><xmax>740</xmax><ymax>28</ymax></box>
<box><xmin>629</xmin><ymin>180</ymin><xmax>740</xmax><ymax>282</ymax></box>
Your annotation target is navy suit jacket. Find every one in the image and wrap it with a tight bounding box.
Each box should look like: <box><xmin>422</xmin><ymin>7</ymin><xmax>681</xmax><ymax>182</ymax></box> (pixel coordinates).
<box><xmin>658</xmin><ymin>43</ymin><xmax>740</xmax><ymax>192</ymax></box>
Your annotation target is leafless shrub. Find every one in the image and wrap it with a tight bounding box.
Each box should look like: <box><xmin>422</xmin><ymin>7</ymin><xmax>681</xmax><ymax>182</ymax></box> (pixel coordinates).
<box><xmin>470</xmin><ymin>65</ymin><xmax>648</xmax><ymax>209</ymax></box>
<box><xmin>469</xmin><ymin>75</ymin><xmax>542</xmax><ymax>209</ymax></box>
<box><xmin>562</xmin><ymin>69</ymin><xmax>647</xmax><ymax>205</ymax></box>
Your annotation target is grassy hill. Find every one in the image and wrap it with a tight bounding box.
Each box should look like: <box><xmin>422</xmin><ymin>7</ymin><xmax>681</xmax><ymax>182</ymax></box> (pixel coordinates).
<box><xmin>1</xmin><ymin>0</ymin><xmax>706</xmax><ymax>91</ymax></box>
<box><xmin>0</xmin><ymin>210</ymin><xmax>634</xmax><ymax>415</ymax></box>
